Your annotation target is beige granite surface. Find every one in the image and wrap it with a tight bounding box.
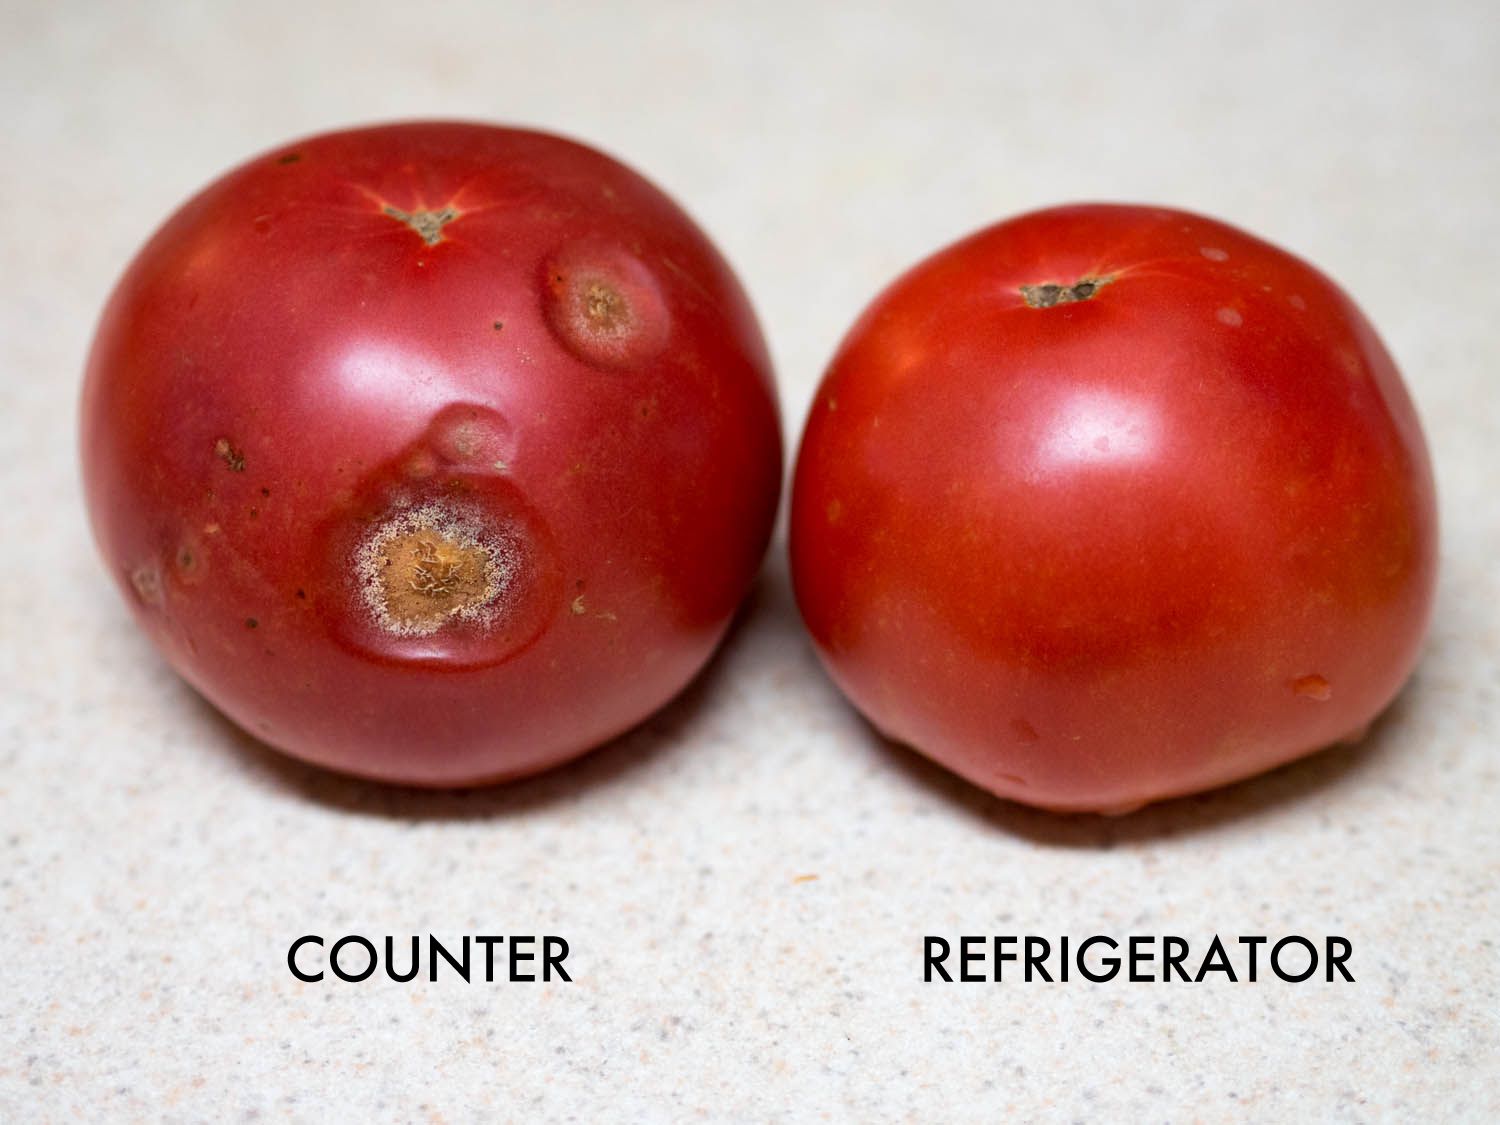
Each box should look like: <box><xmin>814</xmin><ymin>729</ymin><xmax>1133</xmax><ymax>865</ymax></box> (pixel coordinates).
<box><xmin>2</xmin><ymin>0</ymin><xmax>1498</xmax><ymax>1120</ymax></box>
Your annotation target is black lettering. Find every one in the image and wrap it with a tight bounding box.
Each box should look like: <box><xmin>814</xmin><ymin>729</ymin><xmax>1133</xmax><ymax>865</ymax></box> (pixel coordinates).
<box><xmin>288</xmin><ymin>935</ymin><xmax>323</xmax><ymax>982</ymax></box>
<box><xmin>330</xmin><ymin>935</ymin><xmax>376</xmax><ymax>982</ymax></box>
<box><xmin>385</xmin><ymin>935</ymin><xmax>419</xmax><ymax>983</ymax></box>
<box><xmin>1162</xmin><ymin>936</ymin><xmax>1189</xmax><ymax>982</ymax></box>
<box><xmin>924</xmin><ymin>937</ymin><xmax>952</xmax><ymax>982</ymax></box>
<box><xmin>510</xmin><ymin>936</ymin><xmax>536</xmax><ymax>982</ymax></box>
<box><xmin>476</xmin><ymin>936</ymin><xmax>503</xmax><ymax>982</ymax></box>
<box><xmin>1326</xmin><ymin>936</ymin><xmax>1354</xmax><ymax>982</ymax></box>
<box><xmin>1271</xmin><ymin>936</ymin><xmax>1317</xmax><ymax>982</ymax></box>
<box><xmin>1194</xmin><ymin>936</ymin><xmax>1237</xmax><ymax>982</ymax></box>
<box><xmin>543</xmin><ymin>936</ymin><xmax>571</xmax><ymax>982</ymax></box>
<box><xmin>993</xmin><ymin>936</ymin><xmax>1017</xmax><ymax>983</ymax></box>
<box><xmin>430</xmin><ymin>935</ymin><xmax>471</xmax><ymax>982</ymax></box>
<box><xmin>1128</xmin><ymin>936</ymin><xmax>1154</xmax><ymax>982</ymax></box>
<box><xmin>1025</xmin><ymin>936</ymin><xmax>1053</xmax><ymax>982</ymax></box>
<box><xmin>960</xmin><ymin>936</ymin><xmax>985</xmax><ymax>982</ymax></box>
<box><xmin>1078</xmin><ymin>936</ymin><xmax>1118</xmax><ymax>982</ymax></box>
<box><xmin>1059</xmin><ymin>935</ymin><xmax>1069</xmax><ymax>982</ymax></box>
<box><xmin>1238</xmin><ymin>936</ymin><xmax>1266</xmax><ymax>983</ymax></box>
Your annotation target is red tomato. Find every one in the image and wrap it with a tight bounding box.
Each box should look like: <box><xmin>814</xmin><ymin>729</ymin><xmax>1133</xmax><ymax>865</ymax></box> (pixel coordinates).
<box><xmin>790</xmin><ymin>203</ymin><xmax>1436</xmax><ymax>814</ymax></box>
<box><xmin>82</xmin><ymin>122</ymin><xmax>781</xmax><ymax>785</ymax></box>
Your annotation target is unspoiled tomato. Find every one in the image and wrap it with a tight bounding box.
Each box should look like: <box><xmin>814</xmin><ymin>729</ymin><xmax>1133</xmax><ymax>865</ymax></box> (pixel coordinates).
<box><xmin>791</xmin><ymin>203</ymin><xmax>1436</xmax><ymax>814</ymax></box>
<box><xmin>82</xmin><ymin>122</ymin><xmax>781</xmax><ymax>785</ymax></box>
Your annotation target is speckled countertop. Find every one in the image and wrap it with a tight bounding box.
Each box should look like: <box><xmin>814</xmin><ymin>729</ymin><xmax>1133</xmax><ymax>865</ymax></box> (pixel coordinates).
<box><xmin>3</xmin><ymin>1</ymin><xmax>1497</xmax><ymax>1120</ymax></box>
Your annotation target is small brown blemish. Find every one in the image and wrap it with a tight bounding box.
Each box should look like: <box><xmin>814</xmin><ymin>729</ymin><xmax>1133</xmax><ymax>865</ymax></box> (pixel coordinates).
<box><xmin>260</xmin><ymin>487</ymin><xmax>271</xmax><ymax>498</ymax></box>
<box><xmin>295</xmin><ymin>588</ymin><xmax>307</xmax><ymax>600</ymax></box>
<box><xmin>584</xmin><ymin>282</ymin><xmax>629</xmax><ymax>331</ymax></box>
<box><xmin>277</xmin><ymin>153</ymin><xmax>302</xmax><ymax>165</ymax></box>
<box><xmin>129</xmin><ymin>565</ymin><xmax>164</xmax><ymax>608</ymax></box>
<box><xmin>1020</xmin><ymin>275</ymin><xmax>1113</xmax><ymax>309</ymax></box>
<box><xmin>245</xmin><ymin>617</ymin><xmax>258</xmax><ymax>629</ymax></box>
<box><xmin>492</xmin><ymin>321</ymin><xmax>504</xmax><ymax>331</ymax></box>
<box><xmin>214</xmin><ymin>438</ymin><xmax>246</xmax><ymax>472</ymax></box>
<box><xmin>1292</xmin><ymin>674</ymin><xmax>1332</xmax><ymax>701</ymax></box>
<box><xmin>383</xmin><ymin>206</ymin><xmax>459</xmax><ymax>246</ymax></box>
<box><xmin>1010</xmin><ymin>717</ymin><xmax>1041</xmax><ymax>743</ymax></box>
<box><xmin>173</xmin><ymin>540</ymin><xmax>207</xmax><ymax>587</ymax></box>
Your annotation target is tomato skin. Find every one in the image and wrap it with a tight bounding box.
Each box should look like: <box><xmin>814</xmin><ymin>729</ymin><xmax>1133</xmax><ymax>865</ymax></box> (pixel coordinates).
<box><xmin>790</xmin><ymin>203</ymin><xmax>1436</xmax><ymax>813</ymax></box>
<box><xmin>81</xmin><ymin>122</ymin><xmax>781</xmax><ymax>785</ymax></box>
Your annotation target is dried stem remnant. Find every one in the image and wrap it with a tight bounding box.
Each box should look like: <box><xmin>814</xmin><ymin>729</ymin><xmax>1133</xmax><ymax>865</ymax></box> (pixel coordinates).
<box><xmin>384</xmin><ymin>206</ymin><xmax>459</xmax><ymax>246</ymax></box>
<box><xmin>1020</xmin><ymin>275</ymin><xmax>1113</xmax><ymax>309</ymax></box>
<box><xmin>214</xmin><ymin>438</ymin><xmax>246</xmax><ymax>472</ymax></box>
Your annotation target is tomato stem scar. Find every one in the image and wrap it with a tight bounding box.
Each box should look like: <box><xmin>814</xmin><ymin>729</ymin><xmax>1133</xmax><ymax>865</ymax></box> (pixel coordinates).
<box><xmin>383</xmin><ymin>206</ymin><xmax>459</xmax><ymax>246</ymax></box>
<box><xmin>1020</xmin><ymin>276</ymin><xmax>1113</xmax><ymax>308</ymax></box>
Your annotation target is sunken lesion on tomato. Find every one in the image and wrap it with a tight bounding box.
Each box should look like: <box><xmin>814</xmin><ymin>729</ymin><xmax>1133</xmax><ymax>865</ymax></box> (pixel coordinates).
<box><xmin>354</xmin><ymin>502</ymin><xmax>514</xmax><ymax>637</ymax></box>
<box><xmin>316</xmin><ymin>459</ymin><xmax>565</xmax><ymax>669</ymax></box>
<box><xmin>541</xmin><ymin>242</ymin><xmax>670</xmax><ymax>369</ymax></box>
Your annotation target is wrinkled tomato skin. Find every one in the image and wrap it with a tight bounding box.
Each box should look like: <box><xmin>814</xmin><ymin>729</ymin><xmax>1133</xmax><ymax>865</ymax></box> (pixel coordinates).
<box><xmin>790</xmin><ymin>203</ymin><xmax>1436</xmax><ymax>814</ymax></box>
<box><xmin>82</xmin><ymin>122</ymin><xmax>781</xmax><ymax>786</ymax></box>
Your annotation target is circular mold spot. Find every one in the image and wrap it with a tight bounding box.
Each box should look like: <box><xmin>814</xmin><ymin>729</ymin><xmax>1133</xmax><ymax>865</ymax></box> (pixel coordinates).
<box><xmin>319</xmin><ymin>452</ymin><xmax>563</xmax><ymax>669</ymax></box>
<box><xmin>354</xmin><ymin>502</ymin><xmax>514</xmax><ymax>637</ymax></box>
<box><xmin>541</xmin><ymin>242</ymin><xmax>670</xmax><ymax>370</ymax></box>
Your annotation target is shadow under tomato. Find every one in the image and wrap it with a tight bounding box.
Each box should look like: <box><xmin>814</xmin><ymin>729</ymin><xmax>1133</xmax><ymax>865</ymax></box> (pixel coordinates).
<box><xmin>191</xmin><ymin>569</ymin><xmax>777</xmax><ymax>821</ymax></box>
<box><xmin>858</xmin><ymin>679</ymin><xmax>1422</xmax><ymax>849</ymax></box>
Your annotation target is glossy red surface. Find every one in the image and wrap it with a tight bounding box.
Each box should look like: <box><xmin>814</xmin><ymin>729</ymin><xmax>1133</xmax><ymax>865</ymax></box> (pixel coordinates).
<box><xmin>82</xmin><ymin>122</ymin><xmax>782</xmax><ymax>785</ymax></box>
<box><xmin>790</xmin><ymin>203</ymin><xmax>1436</xmax><ymax>813</ymax></box>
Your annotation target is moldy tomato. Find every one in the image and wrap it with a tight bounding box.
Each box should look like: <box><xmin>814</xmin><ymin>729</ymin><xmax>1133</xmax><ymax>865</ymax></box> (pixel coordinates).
<box><xmin>82</xmin><ymin>122</ymin><xmax>781</xmax><ymax>785</ymax></box>
<box><xmin>790</xmin><ymin>203</ymin><xmax>1436</xmax><ymax>814</ymax></box>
